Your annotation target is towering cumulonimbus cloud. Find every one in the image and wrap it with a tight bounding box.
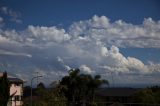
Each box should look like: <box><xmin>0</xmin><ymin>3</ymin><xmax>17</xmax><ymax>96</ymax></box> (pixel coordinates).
<box><xmin>0</xmin><ymin>15</ymin><xmax>160</xmax><ymax>85</ymax></box>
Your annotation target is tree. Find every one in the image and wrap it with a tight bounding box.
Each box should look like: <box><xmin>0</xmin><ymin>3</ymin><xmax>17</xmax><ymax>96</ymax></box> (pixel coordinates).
<box><xmin>133</xmin><ymin>86</ymin><xmax>160</xmax><ymax>104</ymax></box>
<box><xmin>60</xmin><ymin>68</ymin><xmax>109</xmax><ymax>106</ymax></box>
<box><xmin>37</xmin><ymin>82</ymin><xmax>46</xmax><ymax>89</ymax></box>
<box><xmin>133</xmin><ymin>88</ymin><xmax>156</xmax><ymax>104</ymax></box>
<box><xmin>24</xmin><ymin>82</ymin><xmax>67</xmax><ymax>106</ymax></box>
<box><xmin>60</xmin><ymin>68</ymin><xmax>80</xmax><ymax>105</ymax></box>
<box><xmin>36</xmin><ymin>82</ymin><xmax>46</xmax><ymax>98</ymax></box>
<box><xmin>0</xmin><ymin>72</ymin><xmax>10</xmax><ymax>106</ymax></box>
<box><xmin>88</xmin><ymin>75</ymin><xmax>108</xmax><ymax>102</ymax></box>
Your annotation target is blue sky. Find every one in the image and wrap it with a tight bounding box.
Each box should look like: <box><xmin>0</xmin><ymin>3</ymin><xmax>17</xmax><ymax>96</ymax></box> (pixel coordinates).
<box><xmin>0</xmin><ymin>0</ymin><xmax>160</xmax><ymax>86</ymax></box>
<box><xmin>0</xmin><ymin>0</ymin><xmax>160</xmax><ymax>29</ymax></box>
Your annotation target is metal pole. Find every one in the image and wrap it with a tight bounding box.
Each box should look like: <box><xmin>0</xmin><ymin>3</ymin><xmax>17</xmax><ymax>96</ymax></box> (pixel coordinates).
<box><xmin>30</xmin><ymin>76</ymin><xmax>42</xmax><ymax>106</ymax></box>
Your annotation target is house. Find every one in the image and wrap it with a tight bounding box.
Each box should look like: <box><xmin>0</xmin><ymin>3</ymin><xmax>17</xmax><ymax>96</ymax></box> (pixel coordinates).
<box><xmin>8</xmin><ymin>77</ymin><xmax>23</xmax><ymax>106</ymax></box>
<box><xmin>0</xmin><ymin>72</ymin><xmax>23</xmax><ymax>106</ymax></box>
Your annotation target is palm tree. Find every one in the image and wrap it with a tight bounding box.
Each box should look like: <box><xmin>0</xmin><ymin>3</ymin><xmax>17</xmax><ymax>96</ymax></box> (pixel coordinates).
<box><xmin>60</xmin><ymin>68</ymin><xmax>109</xmax><ymax>106</ymax></box>
<box><xmin>60</xmin><ymin>68</ymin><xmax>80</xmax><ymax>105</ymax></box>
<box><xmin>88</xmin><ymin>75</ymin><xmax>109</xmax><ymax>102</ymax></box>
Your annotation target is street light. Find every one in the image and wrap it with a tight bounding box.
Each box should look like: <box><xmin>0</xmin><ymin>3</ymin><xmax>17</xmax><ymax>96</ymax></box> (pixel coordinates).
<box><xmin>30</xmin><ymin>75</ymin><xmax>42</xmax><ymax>106</ymax></box>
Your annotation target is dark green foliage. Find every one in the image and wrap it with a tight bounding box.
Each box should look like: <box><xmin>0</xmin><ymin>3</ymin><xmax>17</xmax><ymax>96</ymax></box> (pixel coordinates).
<box><xmin>60</xmin><ymin>68</ymin><xmax>109</xmax><ymax>105</ymax></box>
<box><xmin>23</xmin><ymin>82</ymin><xmax>67</xmax><ymax>106</ymax></box>
<box><xmin>134</xmin><ymin>88</ymin><xmax>156</xmax><ymax>104</ymax></box>
<box><xmin>37</xmin><ymin>82</ymin><xmax>45</xmax><ymax>89</ymax></box>
<box><xmin>149</xmin><ymin>86</ymin><xmax>160</xmax><ymax>104</ymax></box>
<box><xmin>23</xmin><ymin>68</ymin><xmax>109</xmax><ymax>106</ymax></box>
<box><xmin>0</xmin><ymin>72</ymin><xmax>10</xmax><ymax>106</ymax></box>
<box><xmin>133</xmin><ymin>86</ymin><xmax>160</xmax><ymax>104</ymax></box>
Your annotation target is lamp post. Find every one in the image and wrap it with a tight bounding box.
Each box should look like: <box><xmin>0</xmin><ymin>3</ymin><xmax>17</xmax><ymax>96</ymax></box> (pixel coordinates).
<box><xmin>30</xmin><ymin>75</ymin><xmax>42</xmax><ymax>106</ymax></box>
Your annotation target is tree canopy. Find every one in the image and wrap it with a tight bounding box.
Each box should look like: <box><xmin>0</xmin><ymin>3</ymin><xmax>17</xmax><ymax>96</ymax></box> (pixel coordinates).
<box><xmin>23</xmin><ymin>68</ymin><xmax>109</xmax><ymax>106</ymax></box>
<box><xmin>60</xmin><ymin>68</ymin><xmax>109</xmax><ymax>106</ymax></box>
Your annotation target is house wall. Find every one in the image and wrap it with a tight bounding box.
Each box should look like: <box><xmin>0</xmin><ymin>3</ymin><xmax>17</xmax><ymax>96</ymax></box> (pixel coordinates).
<box><xmin>0</xmin><ymin>73</ymin><xmax>23</xmax><ymax>106</ymax></box>
<box><xmin>10</xmin><ymin>83</ymin><xmax>23</xmax><ymax>106</ymax></box>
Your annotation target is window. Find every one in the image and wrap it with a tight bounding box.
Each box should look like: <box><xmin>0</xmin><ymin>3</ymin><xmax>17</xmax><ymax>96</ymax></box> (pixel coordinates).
<box><xmin>14</xmin><ymin>95</ymin><xmax>21</xmax><ymax>101</ymax></box>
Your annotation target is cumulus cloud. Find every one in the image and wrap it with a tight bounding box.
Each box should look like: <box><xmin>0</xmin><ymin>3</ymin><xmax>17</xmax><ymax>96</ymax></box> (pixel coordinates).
<box><xmin>69</xmin><ymin>15</ymin><xmax>160</xmax><ymax>48</ymax></box>
<box><xmin>0</xmin><ymin>15</ymin><xmax>160</xmax><ymax>85</ymax></box>
<box><xmin>26</xmin><ymin>25</ymin><xmax>70</xmax><ymax>43</ymax></box>
<box><xmin>79</xmin><ymin>65</ymin><xmax>94</xmax><ymax>74</ymax></box>
<box><xmin>99</xmin><ymin>45</ymin><xmax>148</xmax><ymax>74</ymax></box>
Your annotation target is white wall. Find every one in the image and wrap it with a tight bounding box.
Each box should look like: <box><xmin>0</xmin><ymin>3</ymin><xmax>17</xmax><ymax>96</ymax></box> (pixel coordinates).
<box><xmin>10</xmin><ymin>83</ymin><xmax>23</xmax><ymax>106</ymax></box>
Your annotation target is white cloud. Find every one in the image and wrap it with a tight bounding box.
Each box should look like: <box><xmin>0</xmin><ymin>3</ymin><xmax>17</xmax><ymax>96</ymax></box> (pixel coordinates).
<box><xmin>98</xmin><ymin>45</ymin><xmax>148</xmax><ymax>74</ymax></box>
<box><xmin>100</xmin><ymin>46</ymin><xmax>108</xmax><ymax>56</ymax></box>
<box><xmin>57</xmin><ymin>56</ymin><xmax>71</xmax><ymax>71</ymax></box>
<box><xmin>79</xmin><ymin>65</ymin><xmax>94</xmax><ymax>74</ymax></box>
<box><xmin>0</xmin><ymin>49</ymin><xmax>32</xmax><ymax>58</ymax></box>
<box><xmin>69</xmin><ymin>15</ymin><xmax>160</xmax><ymax>48</ymax></box>
<box><xmin>148</xmin><ymin>62</ymin><xmax>160</xmax><ymax>72</ymax></box>
<box><xmin>57</xmin><ymin>56</ymin><xmax>64</xmax><ymax>63</ymax></box>
<box><xmin>0</xmin><ymin>15</ymin><xmax>160</xmax><ymax>85</ymax></box>
<box><xmin>27</xmin><ymin>25</ymin><xmax>70</xmax><ymax>43</ymax></box>
<box><xmin>90</xmin><ymin>15</ymin><xmax>110</xmax><ymax>28</ymax></box>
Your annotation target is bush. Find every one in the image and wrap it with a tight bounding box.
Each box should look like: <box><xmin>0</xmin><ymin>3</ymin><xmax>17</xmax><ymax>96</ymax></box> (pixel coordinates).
<box><xmin>89</xmin><ymin>102</ymin><xmax>97</xmax><ymax>106</ymax></box>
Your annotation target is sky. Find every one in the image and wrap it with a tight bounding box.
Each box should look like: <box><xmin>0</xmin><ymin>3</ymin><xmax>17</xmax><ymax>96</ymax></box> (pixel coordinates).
<box><xmin>0</xmin><ymin>0</ymin><xmax>160</xmax><ymax>87</ymax></box>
